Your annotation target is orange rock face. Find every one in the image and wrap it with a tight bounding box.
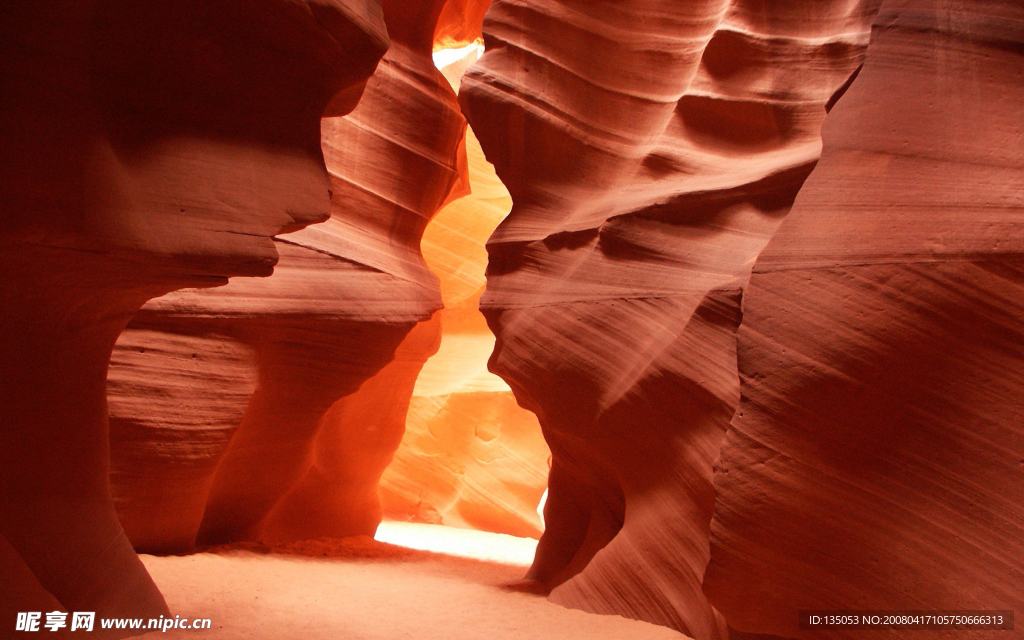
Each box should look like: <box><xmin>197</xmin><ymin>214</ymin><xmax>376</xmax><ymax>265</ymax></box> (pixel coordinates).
<box><xmin>6</xmin><ymin>1</ymin><xmax>1018</xmax><ymax>637</ymax></box>
<box><xmin>260</xmin><ymin>318</ymin><xmax>445</xmax><ymax>542</ymax></box>
<box><xmin>704</xmin><ymin>1</ymin><xmax>1024</xmax><ymax>636</ymax></box>
<box><xmin>108</xmin><ymin>6</ymin><xmax>550</xmax><ymax>554</ymax></box>
<box><xmin>267</xmin><ymin>54</ymin><xmax>550</xmax><ymax>543</ymax></box>
<box><xmin>377</xmin><ymin>126</ymin><xmax>550</xmax><ymax>539</ymax></box>
<box><xmin>106</xmin><ymin>0</ymin><xmax>471</xmax><ymax>552</ymax></box>
<box><xmin>435</xmin><ymin>0</ymin><xmax>491</xmax><ymax>50</ymax></box>
<box><xmin>0</xmin><ymin>0</ymin><xmax>386</xmax><ymax>629</ymax></box>
<box><xmin>461</xmin><ymin>1</ymin><xmax>879</xmax><ymax>637</ymax></box>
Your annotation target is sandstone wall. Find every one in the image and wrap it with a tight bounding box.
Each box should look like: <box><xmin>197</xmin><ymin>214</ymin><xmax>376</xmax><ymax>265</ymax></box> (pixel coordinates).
<box><xmin>107</xmin><ymin>0</ymin><xmax>471</xmax><ymax>552</ymax></box>
<box><xmin>704</xmin><ymin>1</ymin><xmax>1024</xmax><ymax>637</ymax></box>
<box><xmin>1</xmin><ymin>0</ymin><xmax>387</xmax><ymax>630</ymax></box>
<box><xmin>378</xmin><ymin>125</ymin><xmax>550</xmax><ymax>539</ymax></box>
<box><xmin>460</xmin><ymin>1</ymin><xmax>880</xmax><ymax>637</ymax></box>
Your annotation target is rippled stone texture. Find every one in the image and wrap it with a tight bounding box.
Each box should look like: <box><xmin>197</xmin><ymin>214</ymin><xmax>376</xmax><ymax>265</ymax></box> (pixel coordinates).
<box><xmin>266</xmin><ymin>46</ymin><xmax>551</xmax><ymax>543</ymax></box>
<box><xmin>436</xmin><ymin>0</ymin><xmax>492</xmax><ymax>49</ymax></box>
<box><xmin>378</xmin><ymin>127</ymin><xmax>550</xmax><ymax>539</ymax></box>
<box><xmin>106</xmin><ymin>0</ymin><xmax>470</xmax><ymax>552</ymax></box>
<box><xmin>461</xmin><ymin>1</ymin><xmax>879</xmax><ymax>637</ymax></box>
<box><xmin>0</xmin><ymin>0</ymin><xmax>387</xmax><ymax>631</ymax></box>
<box><xmin>704</xmin><ymin>1</ymin><xmax>1024</xmax><ymax>637</ymax></box>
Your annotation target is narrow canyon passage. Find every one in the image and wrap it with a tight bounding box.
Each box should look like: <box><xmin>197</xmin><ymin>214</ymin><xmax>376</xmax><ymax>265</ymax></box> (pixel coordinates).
<box><xmin>2</xmin><ymin>1</ymin><xmax>1021</xmax><ymax>639</ymax></box>
<box><xmin>366</xmin><ymin>46</ymin><xmax>550</xmax><ymax>540</ymax></box>
<box><xmin>122</xmin><ymin>53</ymin><xmax>586</xmax><ymax>638</ymax></box>
<box><xmin>111</xmin><ymin>39</ymin><xmax>565</xmax><ymax>639</ymax></box>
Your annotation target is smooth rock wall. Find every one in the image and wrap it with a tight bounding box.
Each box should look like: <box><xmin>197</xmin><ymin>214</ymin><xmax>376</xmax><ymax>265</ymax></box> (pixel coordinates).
<box><xmin>377</xmin><ymin>124</ymin><xmax>550</xmax><ymax>540</ymax></box>
<box><xmin>460</xmin><ymin>1</ymin><xmax>880</xmax><ymax>637</ymax></box>
<box><xmin>704</xmin><ymin>1</ymin><xmax>1024</xmax><ymax>637</ymax></box>
<box><xmin>107</xmin><ymin>0</ymin><xmax>471</xmax><ymax>550</ymax></box>
<box><xmin>1</xmin><ymin>0</ymin><xmax>387</xmax><ymax>630</ymax></box>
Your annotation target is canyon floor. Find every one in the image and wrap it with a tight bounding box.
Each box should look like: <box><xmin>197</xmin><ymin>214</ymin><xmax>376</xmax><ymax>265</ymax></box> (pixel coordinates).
<box><xmin>141</xmin><ymin>523</ymin><xmax>686</xmax><ymax>640</ymax></box>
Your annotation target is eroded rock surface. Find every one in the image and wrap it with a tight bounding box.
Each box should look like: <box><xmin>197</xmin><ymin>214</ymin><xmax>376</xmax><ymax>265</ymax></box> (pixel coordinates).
<box><xmin>378</xmin><ymin>127</ymin><xmax>550</xmax><ymax>539</ymax></box>
<box><xmin>266</xmin><ymin>45</ymin><xmax>550</xmax><ymax>544</ymax></box>
<box><xmin>106</xmin><ymin>0</ymin><xmax>470</xmax><ymax>551</ymax></box>
<box><xmin>704</xmin><ymin>1</ymin><xmax>1024</xmax><ymax>636</ymax></box>
<box><xmin>0</xmin><ymin>0</ymin><xmax>387</xmax><ymax>629</ymax></box>
<box><xmin>460</xmin><ymin>1</ymin><xmax>880</xmax><ymax>637</ymax></box>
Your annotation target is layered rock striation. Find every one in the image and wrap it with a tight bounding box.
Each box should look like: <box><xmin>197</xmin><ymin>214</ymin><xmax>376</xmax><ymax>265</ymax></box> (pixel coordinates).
<box><xmin>704</xmin><ymin>1</ymin><xmax>1024</xmax><ymax>636</ymax></box>
<box><xmin>378</xmin><ymin>124</ymin><xmax>550</xmax><ymax>539</ymax></box>
<box><xmin>266</xmin><ymin>40</ymin><xmax>551</xmax><ymax>544</ymax></box>
<box><xmin>106</xmin><ymin>0</ymin><xmax>471</xmax><ymax>551</ymax></box>
<box><xmin>461</xmin><ymin>0</ymin><xmax>880</xmax><ymax>637</ymax></box>
<box><xmin>1</xmin><ymin>0</ymin><xmax>388</xmax><ymax>630</ymax></box>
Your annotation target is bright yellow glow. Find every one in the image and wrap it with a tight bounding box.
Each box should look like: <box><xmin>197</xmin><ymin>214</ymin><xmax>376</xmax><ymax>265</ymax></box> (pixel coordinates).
<box><xmin>376</xmin><ymin>44</ymin><xmax>548</xmax><ymax>543</ymax></box>
<box><xmin>412</xmin><ymin>333</ymin><xmax>511</xmax><ymax>396</ymax></box>
<box><xmin>432</xmin><ymin>41</ymin><xmax>485</xmax><ymax>71</ymax></box>
<box><xmin>433</xmin><ymin>41</ymin><xmax>485</xmax><ymax>93</ymax></box>
<box><xmin>536</xmin><ymin>489</ymin><xmax>548</xmax><ymax>527</ymax></box>
<box><xmin>374</xmin><ymin>521</ymin><xmax>538</xmax><ymax>566</ymax></box>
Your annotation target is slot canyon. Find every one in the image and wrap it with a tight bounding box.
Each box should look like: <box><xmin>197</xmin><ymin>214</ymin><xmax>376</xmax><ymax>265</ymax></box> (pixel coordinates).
<box><xmin>1</xmin><ymin>1</ymin><xmax>1021</xmax><ymax>639</ymax></box>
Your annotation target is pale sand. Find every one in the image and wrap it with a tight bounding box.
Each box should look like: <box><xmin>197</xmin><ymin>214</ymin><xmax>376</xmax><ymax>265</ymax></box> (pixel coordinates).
<box><xmin>140</xmin><ymin>523</ymin><xmax>688</xmax><ymax>640</ymax></box>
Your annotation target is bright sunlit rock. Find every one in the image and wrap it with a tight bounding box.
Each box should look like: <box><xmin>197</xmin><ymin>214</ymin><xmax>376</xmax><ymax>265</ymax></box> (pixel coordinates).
<box><xmin>433</xmin><ymin>41</ymin><xmax>485</xmax><ymax>70</ymax></box>
<box><xmin>374</xmin><ymin>521</ymin><xmax>538</xmax><ymax>566</ymax></box>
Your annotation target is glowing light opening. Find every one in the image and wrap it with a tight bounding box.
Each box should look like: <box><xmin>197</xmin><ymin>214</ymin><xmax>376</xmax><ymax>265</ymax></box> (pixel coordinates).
<box><xmin>379</xmin><ymin>42</ymin><xmax>548</xmax><ymax>550</ymax></box>
<box><xmin>374</xmin><ymin>521</ymin><xmax>538</xmax><ymax>566</ymax></box>
<box><xmin>432</xmin><ymin>41</ymin><xmax>485</xmax><ymax>71</ymax></box>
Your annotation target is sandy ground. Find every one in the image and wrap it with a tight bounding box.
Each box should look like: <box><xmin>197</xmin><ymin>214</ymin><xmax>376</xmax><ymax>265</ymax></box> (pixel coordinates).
<box><xmin>140</xmin><ymin>523</ymin><xmax>688</xmax><ymax>640</ymax></box>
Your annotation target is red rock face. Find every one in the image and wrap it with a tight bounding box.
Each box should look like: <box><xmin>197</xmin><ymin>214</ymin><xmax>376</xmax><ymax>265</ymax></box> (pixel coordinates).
<box><xmin>376</xmin><ymin>121</ymin><xmax>550</xmax><ymax>540</ymax></box>
<box><xmin>460</xmin><ymin>1</ymin><xmax>879</xmax><ymax>637</ymax></box>
<box><xmin>108</xmin><ymin>328</ymin><xmax>258</xmax><ymax>553</ymax></box>
<box><xmin>704</xmin><ymin>1</ymin><xmax>1024</xmax><ymax>636</ymax></box>
<box><xmin>435</xmin><ymin>0</ymin><xmax>491</xmax><ymax>49</ymax></box>
<box><xmin>261</xmin><ymin>318</ymin><xmax>444</xmax><ymax>542</ymax></box>
<box><xmin>0</xmin><ymin>0</ymin><xmax>387</xmax><ymax>629</ymax></box>
<box><xmin>6</xmin><ymin>1</ymin><xmax>1017</xmax><ymax>636</ymax></box>
<box><xmin>105</xmin><ymin>0</ymin><xmax>470</xmax><ymax>551</ymax></box>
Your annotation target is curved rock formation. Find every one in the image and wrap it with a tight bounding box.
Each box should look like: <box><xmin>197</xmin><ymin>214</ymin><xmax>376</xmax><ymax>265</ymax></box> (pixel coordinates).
<box><xmin>0</xmin><ymin>0</ymin><xmax>387</xmax><ymax>628</ymax></box>
<box><xmin>106</xmin><ymin>0</ymin><xmax>470</xmax><ymax>551</ymax></box>
<box><xmin>461</xmin><ymin>1</ymin><xmax>879</xmax><ymax>637</ymax></box>
<box><xmin>260</xmin><ymin>318</ymin><xmax>444</xmax><ymax>542</ymax></box>
<box><xmin>108</xmin><ymin>329</ymin><xmax>258</xmax><ymax>553</ymax></box>
<box><xmin>377</xmin><ymin>126</ymin><xmax>550</xmax><ymax>539</ymax></box>
<box><xmin>267</xmin><ymin>37</ymin><xmax>551</xmax><ymax>545</ymax></box>
<box><xmin>704</xmin><ymin>1</ymin><xmax>1024</xmax><ymax>636</ymax></box>
<box><xmin>435</xmin><ymin>0</ymin><xmax>491</xmax><ymax>50</ymax></box>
